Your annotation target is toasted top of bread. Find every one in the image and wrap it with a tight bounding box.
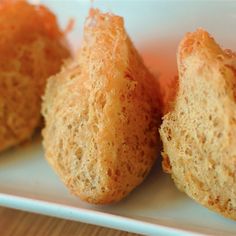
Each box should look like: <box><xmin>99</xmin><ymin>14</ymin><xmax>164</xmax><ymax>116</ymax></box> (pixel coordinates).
<box><xmin>42</xmin><ymin>9</ymin><xmax>161</xmax><ymax>204</ymax></box>
<box><xmin>160</xmin><ymin>29</ymin><xmax>236</xmax><ymax>220</ymax></box>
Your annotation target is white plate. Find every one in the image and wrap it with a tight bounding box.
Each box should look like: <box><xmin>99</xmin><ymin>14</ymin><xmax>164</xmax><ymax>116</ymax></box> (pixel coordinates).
<box><xmin>1</xmin><ymin>1</ymin><xmax>236</xmax><ymax>235</ymax></box>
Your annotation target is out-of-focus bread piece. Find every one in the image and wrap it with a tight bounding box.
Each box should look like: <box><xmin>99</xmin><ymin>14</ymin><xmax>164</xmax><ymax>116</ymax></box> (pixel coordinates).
<box><xmin>42</xmin><ymin>9</ymin><xmax>161</xmax><ymax>204</ymax></box>
<box><xmin>160</xmin><ymin>29</ymin><xmax>236</xmax><ymax>220</ymax></box>
<box><xmin>0</xmin><ymin>0</ymin><xmax>70</xmax><ymax>151</ymax></box>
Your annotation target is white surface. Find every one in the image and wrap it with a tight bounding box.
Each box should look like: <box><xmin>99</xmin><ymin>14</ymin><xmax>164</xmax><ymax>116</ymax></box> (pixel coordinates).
<box><xmin>1</xmin><ymin>1</ymin><xmax>236</xmax><ymax>235</ymax></box>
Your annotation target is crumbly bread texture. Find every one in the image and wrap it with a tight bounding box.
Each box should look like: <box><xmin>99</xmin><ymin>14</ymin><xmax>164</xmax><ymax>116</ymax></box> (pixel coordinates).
<box><xmin>0</xmin><ymin>0</ymin><xmax>70</xmax><ymax>151</ymax></box>
<box><xmin>42</xmin><ymin>9</ymin><xmax>161</xmax><ymax>204</ymax></box>
<box><xmin>160</xmin><ymin>29</ymin><xmax>236</xmax><ymax>220</ymax></box>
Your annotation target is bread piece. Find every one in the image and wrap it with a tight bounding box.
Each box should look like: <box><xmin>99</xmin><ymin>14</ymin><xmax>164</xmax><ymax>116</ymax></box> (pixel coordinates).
<box><xmin>159</xmin><ymin>75</ymin><xmax>179</xmax><ymax>115</ymax></box>
<box><xmin>0</xmin><ymin>0</ymin><xmax>70</xmax><ymax>151</ymax></box>
<box><xmin>42</xmin><ymin>9</ymin><xmax>161</xmax><ymax>204</ymax></box>
<box><xmin>160</xmin><ymin>29</ymin><xmax>236</xmax><ymax>220</ymax></box>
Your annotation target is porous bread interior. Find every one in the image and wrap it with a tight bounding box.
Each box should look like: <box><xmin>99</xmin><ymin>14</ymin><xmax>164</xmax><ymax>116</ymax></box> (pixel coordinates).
<box><xmin>42</xmin><ymin>9</ymin><xmax>161</xmax><ymax>204</ymax></box>
<box><xmin>0</xmin><ymin>0</ymin><xmax>70</xmax><ymax>151</ymax></box>
<box><xmin>160</xmin><ymin>29</ymin><xmax>236</xmax><ymax>220</ymax></box>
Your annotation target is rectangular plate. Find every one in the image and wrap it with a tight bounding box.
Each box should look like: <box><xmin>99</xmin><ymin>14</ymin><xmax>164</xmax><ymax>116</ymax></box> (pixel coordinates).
<box><xmin>1</xmin><ymin>1</ymin><xmax>236</xmax><ymax>235</ymax></box>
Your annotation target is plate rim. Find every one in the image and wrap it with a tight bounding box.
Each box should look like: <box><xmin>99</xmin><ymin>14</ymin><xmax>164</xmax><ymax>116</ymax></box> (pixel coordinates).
<box><xmin>0</xmin><ymin>192</ymin><xmax>200</xmax><ymax>236</ymax></box>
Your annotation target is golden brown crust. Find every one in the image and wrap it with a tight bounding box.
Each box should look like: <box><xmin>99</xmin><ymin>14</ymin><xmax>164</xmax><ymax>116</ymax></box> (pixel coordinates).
<box><xmin>160</xmin><ymin>75</ymin><xmax>179</xmax><ymax>115</ymax></box>
<box><xmin>0</xmin><ymin>1</ymin><xmax>70</xmax><ymax>151</ymax></box>
<box><xmin>42</xmin><ymin>9</ymin><xmax>161</xmax><ymax>204</ymax></box>
<box><xmin>161</xmin><ymin>153</ymin><xmax>171</xmax><ymax>174</ymax></box>
<box><xmin>160</xmin><ymin>29</ymin><xmax>236</xmax><ymax>220</ymax></box>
